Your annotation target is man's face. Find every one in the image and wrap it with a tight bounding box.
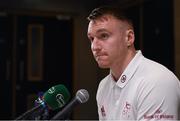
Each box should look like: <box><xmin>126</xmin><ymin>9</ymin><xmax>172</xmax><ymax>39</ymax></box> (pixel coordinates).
<box><xmin>87</xmin><ymin>15</ymin><xmax>130</xmax><ymax>68</ymax></box>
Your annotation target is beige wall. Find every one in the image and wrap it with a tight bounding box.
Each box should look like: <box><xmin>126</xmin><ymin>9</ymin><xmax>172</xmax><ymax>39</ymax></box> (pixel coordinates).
<box><xmin>174</xmin><ymin>0</ymin><xmax>180</xmax><ymax>78</ymax></box>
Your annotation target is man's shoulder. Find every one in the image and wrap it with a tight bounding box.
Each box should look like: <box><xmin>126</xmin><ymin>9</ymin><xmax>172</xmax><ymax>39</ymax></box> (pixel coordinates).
<box><xmin>133</xmin><ymin>57</ymin><xmax>179</xmax><ymax>91</ymax></box>
<box><xmin>141</xmin><ymin>57</ymin><xmax>177</xmax><ymax>78</ymax></box>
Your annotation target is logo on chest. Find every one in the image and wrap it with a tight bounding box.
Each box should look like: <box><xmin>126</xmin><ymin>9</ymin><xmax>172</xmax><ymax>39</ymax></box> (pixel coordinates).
<box><xmin>100</xmin><ymin>105</ymin><xmax>106</xmax><ymax>117</ymax></box>
<box><xmin>122</xmin><ymin>101</ymin><xmax>131</xmax><ymax>118</ymax></box>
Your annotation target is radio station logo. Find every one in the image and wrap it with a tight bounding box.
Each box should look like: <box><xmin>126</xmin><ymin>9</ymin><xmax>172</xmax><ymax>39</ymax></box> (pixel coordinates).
<box><xmin>56</xmin><ymin>94</ymin><xmax>65</xmax><ymax>107</ymax></box>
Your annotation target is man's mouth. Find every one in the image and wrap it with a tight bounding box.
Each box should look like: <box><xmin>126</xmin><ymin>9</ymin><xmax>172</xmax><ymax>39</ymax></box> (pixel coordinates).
<box><xmin>95</xmin><ymin>54</ymin><xmax>105</xmax><ymax>60</ymax></box>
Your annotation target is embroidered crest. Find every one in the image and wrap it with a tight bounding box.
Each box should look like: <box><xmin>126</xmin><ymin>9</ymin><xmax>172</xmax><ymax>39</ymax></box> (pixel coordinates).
<box><xmin>122</xmin><ymin>101</ymin><xmax>131</xmax><ymax>118</ymax></box>
<box><xmin>101</xmin><ymin>105</ymin><xmax>106</xmax><ymax>117</ymax></box>
<box><xmin>121</xmin><ymin>75</ymin><xmax>127</xmax><ymax>83</ymax></box>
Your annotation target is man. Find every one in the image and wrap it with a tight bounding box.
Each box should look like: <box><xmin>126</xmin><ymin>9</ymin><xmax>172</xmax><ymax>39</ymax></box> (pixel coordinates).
<box><xmin>87</xmin><ymin>6</ymin><xmax>180</xmax><ymax>120</ymax></box>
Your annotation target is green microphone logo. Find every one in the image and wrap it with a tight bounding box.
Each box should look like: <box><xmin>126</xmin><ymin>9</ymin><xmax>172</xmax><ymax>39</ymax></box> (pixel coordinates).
<box><xmin>56</xmin><ymin>94</ymin><xmax>66</xmax><ymax>107</ymax></box>
<box><xmin>48</xmin><ymin>87</ymin><xmax>55</xmax><ymax>94</ymax></box>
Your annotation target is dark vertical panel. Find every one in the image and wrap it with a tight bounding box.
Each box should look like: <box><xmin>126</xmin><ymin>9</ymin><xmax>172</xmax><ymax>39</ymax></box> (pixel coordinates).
<box><xmin>0</xmin><ymin>15</ymin><xmax>13</xmax><ymax>119</ymax></box>
<box><xmin>143</xmin><ymin>0</ymin><xmax>174</xmax><ymax>71</ymax></box>
<box><xmin>126</xmin><ymin>5</ymin><xmax>141</xmax><ymax>50</ymax></box>
<box><xmin>43</xmin><ymin>17</ymin><xmax>73</xmax><ymax>91</ymax></box>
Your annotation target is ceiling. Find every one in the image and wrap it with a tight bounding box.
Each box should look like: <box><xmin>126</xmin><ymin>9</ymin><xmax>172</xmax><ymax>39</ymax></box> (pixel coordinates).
<box><xmin>0</xmin><ymin>0</ymin><xmax>152</xmax><ymax>14</ymax></box>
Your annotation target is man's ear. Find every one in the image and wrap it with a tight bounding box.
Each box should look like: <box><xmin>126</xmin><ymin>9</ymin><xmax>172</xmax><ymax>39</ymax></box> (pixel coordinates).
<box><xmin>126</xmin><ymin>29</ymin><xmax>135</xmax><ymax>47</ymax></box>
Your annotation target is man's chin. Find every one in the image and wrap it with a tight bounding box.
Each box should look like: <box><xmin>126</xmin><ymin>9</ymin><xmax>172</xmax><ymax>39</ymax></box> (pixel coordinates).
<box><xmin>98</xmin><ymin>64</ymin><xmax>109</xmax><ymax>69</ymax></box>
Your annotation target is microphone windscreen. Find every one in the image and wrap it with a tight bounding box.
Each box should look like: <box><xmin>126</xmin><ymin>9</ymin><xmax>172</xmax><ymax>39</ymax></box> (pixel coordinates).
<box><xmin>43</xmin><ymin>84</ymin><xmax>70</xmax><ymax>110</ymax></box>
<box><xmin>76</xmin><ymin>89</ymin><xmax>89</xmax><ymax>103</ymax></box>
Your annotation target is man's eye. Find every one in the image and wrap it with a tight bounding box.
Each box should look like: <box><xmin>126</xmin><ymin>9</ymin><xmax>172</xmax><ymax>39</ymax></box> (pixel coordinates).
<box><xmin>100</xmin><ymin>33</ymin><xmax>109</xmax><ymax>40</ymax></box>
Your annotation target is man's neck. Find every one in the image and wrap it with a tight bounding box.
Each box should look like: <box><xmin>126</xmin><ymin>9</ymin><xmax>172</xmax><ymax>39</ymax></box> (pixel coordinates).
<box><xmin>111</xmin><ymin>49</ymin><xmax>136</xmax><ymax>81</ymax></box>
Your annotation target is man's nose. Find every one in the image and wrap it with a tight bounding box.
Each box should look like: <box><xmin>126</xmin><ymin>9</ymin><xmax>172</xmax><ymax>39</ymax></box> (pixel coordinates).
<box><xmin>91</xmin><ymin>39</ymin><xmax>101</xmax><ymax>51</ymax></box>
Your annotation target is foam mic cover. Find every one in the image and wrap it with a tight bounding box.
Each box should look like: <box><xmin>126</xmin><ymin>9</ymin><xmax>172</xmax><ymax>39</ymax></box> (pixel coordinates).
<box><xmin>43</xmin><ymin>84</ymin><xmax>71</xmax><ymax>110</ymax></box>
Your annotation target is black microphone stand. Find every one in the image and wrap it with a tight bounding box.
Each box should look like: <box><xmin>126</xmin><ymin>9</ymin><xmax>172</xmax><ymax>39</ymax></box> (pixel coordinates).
<box><xmin>15</xmin><ymin>98</ymin><xmax>47</xmax><ymax>120</ymax></box>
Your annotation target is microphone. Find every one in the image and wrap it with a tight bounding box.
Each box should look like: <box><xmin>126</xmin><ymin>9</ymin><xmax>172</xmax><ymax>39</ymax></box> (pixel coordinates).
<box><xmin>51</xmin><ymin>89</ymin><xmax>89</xmax><ymax>120</ymax></box>
<box><xmin>15</xmin><ymin>84</ymin><xmax>70</xmax><ymax>120</ymax></box>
